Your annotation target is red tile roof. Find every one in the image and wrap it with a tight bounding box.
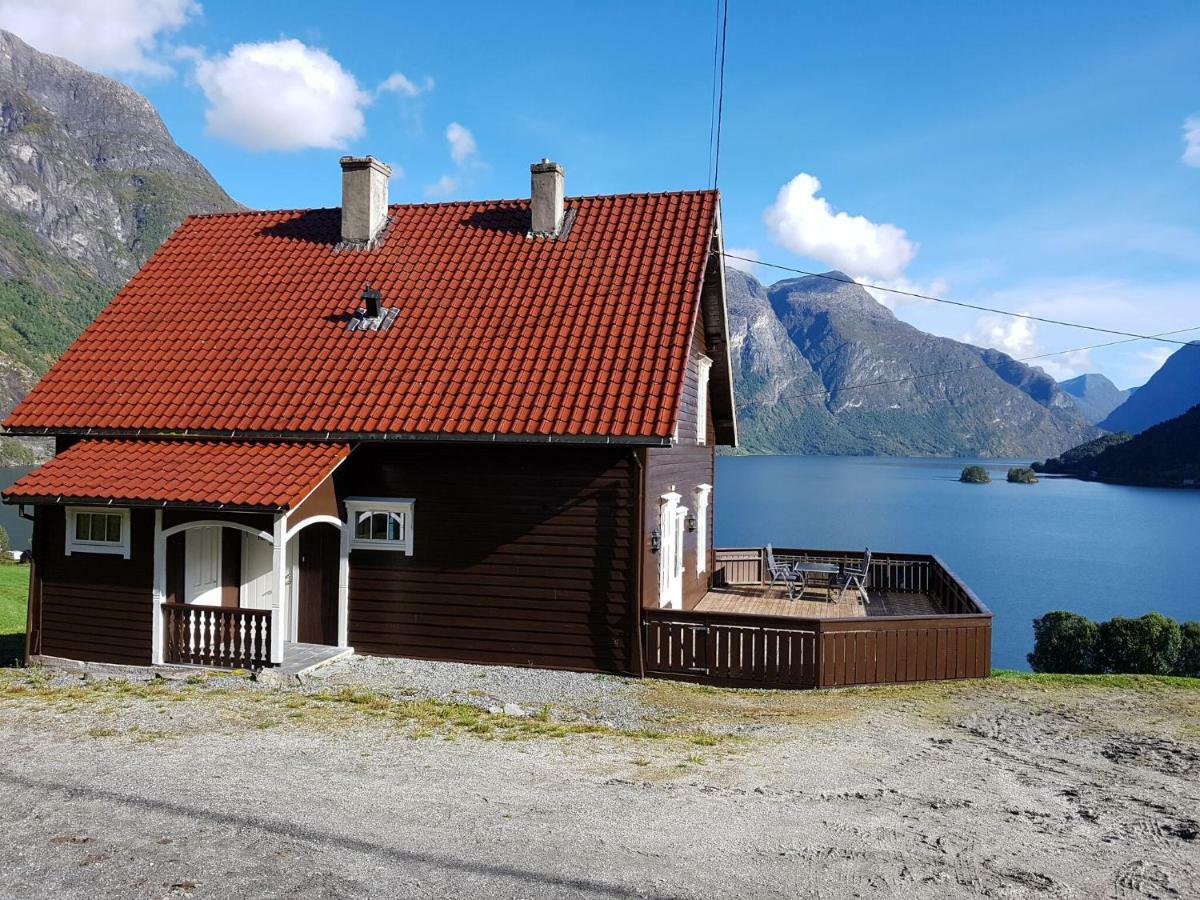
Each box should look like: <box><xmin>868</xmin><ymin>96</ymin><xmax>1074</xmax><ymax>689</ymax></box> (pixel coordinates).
<box><xmin>2</xmin><ymin>439</ymin><xmax>349</xmax><ymax>510</ymax></box>
<box><xmin>5</xmin><ymin>191</ymin><xmax>718</xmax><ymax>441</ymax></box>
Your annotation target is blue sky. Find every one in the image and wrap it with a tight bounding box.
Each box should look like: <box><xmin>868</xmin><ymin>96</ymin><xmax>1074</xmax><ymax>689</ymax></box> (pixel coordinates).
<box><xmin>3</xmin><ymin>0</ymin><xmax>1199</xmax><ymax>388</ymax></box>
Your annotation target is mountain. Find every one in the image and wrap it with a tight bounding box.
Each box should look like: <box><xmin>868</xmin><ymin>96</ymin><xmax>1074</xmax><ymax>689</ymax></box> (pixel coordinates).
<box><xmin>1035</xmin><ymin>405</ymin><xmax>1200</xmax><ymax>488</ymax></box>
<box><xmin>0</xmin><ymin>29</ymin><xmax>239</xmax><ymax>459</ymax></box>
<box><xmin>726</xmin><ymin>268</ymin><xmax>1099</xmax><ymax>456</ymax></box>
<box><xmin>1059</xmin><ymin>373</ymin><xmax>1133</xmax><ymax>425</ymax></box>
<box><xmin>1099</xmin><ymin>342</ymin><xmax>1200</xmax><ymax>434</ymax></box>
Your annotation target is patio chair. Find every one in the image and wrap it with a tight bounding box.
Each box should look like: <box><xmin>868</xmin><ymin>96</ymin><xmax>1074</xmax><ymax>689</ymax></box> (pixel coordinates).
<box><xmin>766</xmin><ymin>544</ymin><xmax>806</xmax><ymax>600</ymax></box>
<box><xmin>836</xmin><ymin>549</ymin><xmax>872</xmax><ymax>603</ymax></box>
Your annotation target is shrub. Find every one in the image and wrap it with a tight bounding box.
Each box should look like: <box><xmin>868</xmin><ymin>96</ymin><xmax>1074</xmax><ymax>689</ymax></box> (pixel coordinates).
<box><xmin>960</xmin><ymin>465</ymin><xmax>991</xmax><ymax>484</ymax></box>
<box><xmin>1028</xmin><ymin>611</ymin><xmax>1100</xmax><ymax>674</ymax></box>
<box><xmin>1098</xmin><ymin>613</ymin><xmax>1182</xmax><ymax>675</ymax></box>
<box><xmin>1176</xmin><ymin>622</ymin><xmax>1200</xmax><ymax>678</ymax></box>
<box><xmin>1007</xmin><ymin>467</ymin><xmax>1038</xmax><ymax>484</ymax></box>
<box><xmin>0</xmin><ymin>526</ymin><xmax>9</xmax><ymax>554</ymax></box>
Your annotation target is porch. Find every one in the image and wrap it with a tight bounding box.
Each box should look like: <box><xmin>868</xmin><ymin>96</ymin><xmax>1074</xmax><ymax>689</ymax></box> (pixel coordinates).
<box><xmin>642</xmin><ymin>547</ymin><xmax>992</xmax><ymax>690</ymax></box>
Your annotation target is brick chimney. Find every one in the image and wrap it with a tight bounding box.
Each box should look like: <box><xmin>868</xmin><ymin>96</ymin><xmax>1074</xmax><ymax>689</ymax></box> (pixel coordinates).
<box><xmin>530</xmin><ymin>158</ymin><xmax>565</xmax><ymax>237</ymax></box>
<box><xmin>340</xmin><ymin>156</ymin><xmax>392</xmax><ymax>244</ymax></box>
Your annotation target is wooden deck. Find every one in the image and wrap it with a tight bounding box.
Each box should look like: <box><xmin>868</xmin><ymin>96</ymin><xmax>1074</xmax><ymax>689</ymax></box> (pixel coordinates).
<box><xmin>695</xmin><ymin>583</ymin><xmax>947</xmax><ymax>619</ymax></box>
<box><xmin>641</xmin><ymin>547</ymin><xmax>992</xmax><ymax>690</ymax></box>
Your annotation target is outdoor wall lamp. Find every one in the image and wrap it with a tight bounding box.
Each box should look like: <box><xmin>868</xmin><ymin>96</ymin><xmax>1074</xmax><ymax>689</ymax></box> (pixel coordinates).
<box><xmin>650</xmin><ymin>528</ymin><xmax>661</xmax><ymax>552</ymax></box>
<box><xmin>686</xmin><ymin>513</ymin><xmax>697</xmax><ymax>533</ymax></box>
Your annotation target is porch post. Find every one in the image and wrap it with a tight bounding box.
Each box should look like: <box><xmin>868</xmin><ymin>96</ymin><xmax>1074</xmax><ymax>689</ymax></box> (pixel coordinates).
<box><xmin>270</xmin><ymin>514</ymin><xmax>285</xmax><ymax>664</ymax></box>
<box><xmin>337</xmin><ymin>519</ymin><xmax>350</xmax><ymax>648</ymax></box>
<box><xmin>151</xmin><ymin>509</ymin><xmax>165</xmax><ymax>665</ymax></box>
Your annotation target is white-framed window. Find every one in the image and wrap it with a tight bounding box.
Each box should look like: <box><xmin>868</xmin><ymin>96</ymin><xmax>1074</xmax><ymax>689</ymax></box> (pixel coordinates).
<box><xmin>345</xmin><ymin>498</ymin><xmax>414</xmax><ymax>554</ymax></box>
<box><xmin>693</xmin><ymin>483</ymin><xmax>712</xmax><ymax>575</ymax></box>
<box><xmin>696</xmin><ymin>355</ymin><xmax>712</xmax><ymax>444</ymax></box>
<box><xmin>65</xmin><ymin>506</ymin><xmax>130</xmax><ymax>558</ymax></box>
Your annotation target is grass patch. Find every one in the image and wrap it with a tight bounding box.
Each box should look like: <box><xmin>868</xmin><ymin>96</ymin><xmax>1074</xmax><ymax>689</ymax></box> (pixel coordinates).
<box><xmin>990</xmin><ymin>669</ymin><xmax>1200</xmax><ymax>691</ymax></box>
<box><xmin>0</xmin><ymin>669</ymin><xmax>725</xmax><ymax>750</ymax></box>
<box><xmin>0</xmin><ymin>564</ymin><xmax>28</xmax><ymax>667</ymax></box>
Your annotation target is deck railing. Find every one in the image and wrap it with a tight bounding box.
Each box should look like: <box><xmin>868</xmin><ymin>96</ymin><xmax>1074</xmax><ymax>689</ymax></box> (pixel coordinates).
<box><xmin>643</xmin><ymin>547</ymin><xmax>991</xmax><ymax>689</ymax></box>
<box><xmin>162</xmin><ymin>603</ymin><xmax>274</xmax><ymax>669</ymax></box>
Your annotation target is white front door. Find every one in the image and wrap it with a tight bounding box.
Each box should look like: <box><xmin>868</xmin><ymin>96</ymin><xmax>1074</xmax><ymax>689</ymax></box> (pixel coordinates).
<box><xmin>240</xmin><ymin>532</ymin><xmax>276</xmax><ymax>611</ymax></box>
<box><xmin>184</xmin><ymin>527</ymin><xmax>222</xmax><ymax>606</ymax></box>
<box><xmin>658</xmin><ymin>492</ymin><xmax>686</xmax><ymax>610</ymax></box>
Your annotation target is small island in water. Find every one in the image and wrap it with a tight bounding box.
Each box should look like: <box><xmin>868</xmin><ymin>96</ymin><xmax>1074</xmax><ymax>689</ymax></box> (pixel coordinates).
<box><xmin>1034</xmin><ymin>403</ymin><xmax>1200</xmax><ymax>489</ymax></box>
<box><xmin>1007</xmin><ymin>467</ymin><xmax>1039</xmax><ymax>484</ymax></box>
<box><xmin>960</xmin><ymin>465</ymin><xmax>991</xmax><ymax>484</ymax></box>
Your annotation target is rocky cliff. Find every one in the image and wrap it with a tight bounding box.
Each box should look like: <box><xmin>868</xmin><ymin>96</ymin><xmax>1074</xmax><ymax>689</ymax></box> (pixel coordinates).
<box><xmin>0</xmin><ymin>30</ymin><xmax>238</xmax><ymax>459</ymax></box>
<box><xmin>726</xmin><ymin>268</ymin><xmax>1099</xmax><ymax>457</ymax></box>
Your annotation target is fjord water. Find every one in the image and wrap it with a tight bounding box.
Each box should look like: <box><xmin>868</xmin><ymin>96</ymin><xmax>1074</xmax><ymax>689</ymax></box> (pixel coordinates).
<box><xmin>715</xmin><ymin>456</ymin><xmax>1200</xmax><ymax>670</ymax></box>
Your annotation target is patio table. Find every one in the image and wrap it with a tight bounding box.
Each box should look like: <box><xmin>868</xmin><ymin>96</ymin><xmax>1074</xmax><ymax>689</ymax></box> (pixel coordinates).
<box><xmin>790</xmin><ymin>561</ymin><xmax>842</xmax><ymax>601</ymax></box>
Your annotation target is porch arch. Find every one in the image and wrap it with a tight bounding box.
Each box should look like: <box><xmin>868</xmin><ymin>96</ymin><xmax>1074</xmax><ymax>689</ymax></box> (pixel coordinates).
<box><xmin>161</xmin><ymin>519</ymin><xmax>273</xmax><ymax>544</ymax></box>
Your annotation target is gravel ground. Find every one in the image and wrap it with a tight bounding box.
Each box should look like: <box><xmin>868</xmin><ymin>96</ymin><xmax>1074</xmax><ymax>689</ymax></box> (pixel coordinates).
<box><xmin>0</xmin><ymin>659</ymin><xmax>1197</xmax><ymax>899</ymax></box>
<box><xmin>304</xmin><ymin>655</ymin><xmax>657</xmax><ymax>730</ymax></box>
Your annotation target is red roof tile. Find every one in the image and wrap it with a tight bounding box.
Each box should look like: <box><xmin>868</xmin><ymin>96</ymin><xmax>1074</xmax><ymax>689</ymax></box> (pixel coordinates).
<box><xmin>5</xmin><ymin>192</ymin><xmax>718</xmax><ymax>440</ymax></box>
<box><xmin>2</xmin><ymin>439</ymin><xmax>349</xmax><ymax>510</ymax></box>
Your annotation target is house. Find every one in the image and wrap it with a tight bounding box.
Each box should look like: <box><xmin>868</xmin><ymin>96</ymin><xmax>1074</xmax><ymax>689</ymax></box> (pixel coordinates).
<box><xmin>3</xmin><ymin>157</ymin><xmax>736</xmax><ymax>674</ymax></box>
<box><xmin>2</xmin><ymin>156</ymin><xmax>991</xmax><ymax>688</ymax></box>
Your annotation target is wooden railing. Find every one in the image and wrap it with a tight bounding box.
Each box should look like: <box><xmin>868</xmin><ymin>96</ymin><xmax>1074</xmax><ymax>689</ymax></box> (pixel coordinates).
<box><xmin>162</xmin><ymin>603</ymin><xmax>274</xmax><ymax>669</ymax></box>
<box><xmin>644</xmin><ymin>547</ymin><xmax>991</xmax><ymax>689</ymax></box>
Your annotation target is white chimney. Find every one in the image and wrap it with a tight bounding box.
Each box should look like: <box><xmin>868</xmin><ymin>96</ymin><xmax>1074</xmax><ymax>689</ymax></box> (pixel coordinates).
<box><xmin>530</xmin><ymin>158</ymin><xmax>565</xmax><ymax>237</ymax></box>
<box><xmin>340</xmin><ymin>156</ymin><xmax>392</xmax><ymax>244</ymax></box>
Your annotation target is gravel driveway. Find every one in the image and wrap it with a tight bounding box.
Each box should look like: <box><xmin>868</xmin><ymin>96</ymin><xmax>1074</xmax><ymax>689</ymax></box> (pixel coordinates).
<box><xmin>0</xmin><ymin>660</ymin><xmax>1197</xmax><ymax>898</ymax></box>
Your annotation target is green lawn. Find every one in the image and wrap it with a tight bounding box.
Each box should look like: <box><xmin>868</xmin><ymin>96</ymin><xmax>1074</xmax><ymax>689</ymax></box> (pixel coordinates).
<box><xmin>0</xmin><ymin>563</ymin><xmax>28</xmax><ymax>665</ymax></box>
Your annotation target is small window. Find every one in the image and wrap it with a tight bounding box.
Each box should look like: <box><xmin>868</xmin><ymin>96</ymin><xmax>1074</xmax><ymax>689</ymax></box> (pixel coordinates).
<box><xmin>65</xmin><ymin>506</ymin><xmax>130</xmax><ymax>558</ymax></box>
<box><xmin>696</xmin><ymin>355</ymin><xmax>712</xmax><ymax>444</ymax></box>
<box><xmin>346</xmin><ymin>498</ymin><xmax>414</xmax><ymax>554</ymax></box>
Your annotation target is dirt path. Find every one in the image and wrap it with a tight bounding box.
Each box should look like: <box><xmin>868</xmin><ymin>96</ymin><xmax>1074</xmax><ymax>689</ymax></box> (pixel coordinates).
<box><xmin>0</xmin><ymin>667</ymin><xmax>1196</xmax><ymax>898</ymax></box>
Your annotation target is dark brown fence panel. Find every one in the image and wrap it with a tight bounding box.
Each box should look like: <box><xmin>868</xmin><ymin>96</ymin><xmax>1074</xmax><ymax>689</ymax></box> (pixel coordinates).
<box><xmin>162</xmin><ymin>603</ymin><xmax>273</xmax><ymax>669</ymax></box>
<box><xmin>816</xmin><ymin>616</ymin><xmax>991</xmax><ymax>687</ymax></box>
<box><xmin>713</xmin><ymin>548</ymin><xmax>764</xmax><ymax>587</ymax></box>
<box><xmin>643</xmin><ymin>609</ymin><xmax>819</xmax><ymax>688</ymax></box>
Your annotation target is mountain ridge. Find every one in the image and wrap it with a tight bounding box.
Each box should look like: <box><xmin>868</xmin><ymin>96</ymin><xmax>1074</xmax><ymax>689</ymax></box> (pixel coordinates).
<box><xmin>0</xmin><ymin>29</ymin><xmax>239</xmax><ymax>458</ymax></box>
<box><xmin>1059</xmin><ymin>373</ymin><xmax>1134</xmax><ymax>425</ymax></box>
<box><xmin>726</xmin><ymin>268</ymin><xmax>1099</xmax><ymax>457</ymax></box>
<box><xmin>1099</xmin><ymin>342</ymin><xmax>1200</xmax><ymax>434</ymax></box>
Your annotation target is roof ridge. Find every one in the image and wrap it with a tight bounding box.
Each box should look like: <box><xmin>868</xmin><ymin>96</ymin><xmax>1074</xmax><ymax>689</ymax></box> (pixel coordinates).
<box><xmin>184</xmin><ymin>188</ymin><xmax>719</xmax><ymax>221</ymax></box>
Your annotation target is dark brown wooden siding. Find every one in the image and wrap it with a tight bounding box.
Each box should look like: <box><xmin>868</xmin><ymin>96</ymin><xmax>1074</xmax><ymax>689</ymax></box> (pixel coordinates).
<box><xmin>641</xmin><ymin>310</ymin><xmax>717</xmax><ymax>611</ymax></box>
<box><xmin>33</xmin><ymin>506</ymin><xmax>154</xmax><ymax>665</ymax></box>
<box><xmin>339</xmin><ymin>444</ymin><xmax>639</xmax><ymax>674</ymax></box>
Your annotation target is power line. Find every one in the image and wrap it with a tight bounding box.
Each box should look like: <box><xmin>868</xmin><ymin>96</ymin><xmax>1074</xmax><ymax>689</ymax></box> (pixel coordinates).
<box><xmin>710</xmin><ymin>0</ymin><xmax>729</xmax><ymax>189</ymax></box>
<box><xmin>788</xmin><ymin>326</ymin><xmax>1200</xmax><ymax>400</ymax></box>
<box><xmin>722</xmin><ymin>252</ymin><xmax>1199</xmax><ymax>347</ymax></box>
<box><xmin>705</xmin><ymin>0</ymin><xmax>721</xmax><ymax>186</ymax></box>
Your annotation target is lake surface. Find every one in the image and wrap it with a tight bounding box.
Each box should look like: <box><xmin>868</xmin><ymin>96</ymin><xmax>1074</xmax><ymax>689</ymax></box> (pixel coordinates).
<box><xmin>0</xmin><ymin>468</ymin><xmax>32</xmax><ymax>551</ymax></box>
<box><xmin>715</xmin><ymin>455</ymin><xmax>1200</xmax><ymax>670</ymax></box>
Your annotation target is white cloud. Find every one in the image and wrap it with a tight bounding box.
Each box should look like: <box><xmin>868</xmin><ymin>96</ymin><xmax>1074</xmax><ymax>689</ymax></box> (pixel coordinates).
<box><xmin>0</xmin><ymin>0</ymin><xmax>197</xmax><ymax>75</ymax></box>
<box><xmin>1137</xmin><ymin>347</ymin><xmax>1174</xmax><ymax>379</ymax></box>
<box><xmin>763</xmin><ymin>172</ymin><xmax>918</xmax><ymax>281</ymax></box>
<box><xmin>446</xmin><ymin>122</ymin><xmax>478</xmax><ymax>165</ymax></box>
<box><xmin>1183</xmin><ymin>116</ymin><xmax>1200</xmax><ymax>168</ymax></box>
<box><xmin>377</xmin><ymin>72</ymin><xmax>434</xmax><ymax>99</ymax></box>
<box><xmin>723</xmin><ymin>247</ymin><xmax>759</xmax><ymax>276</ymax></box>
<box><xmin>423</xmin><ymin>175</ymin><xmax>458</xmax><ymax>198</ymax></box>
<box><xmin>962</xmin><ymin>314</ymin><xmax>1039</xmax><ymax>357</ymax></box>
<box><xmin>193</xmin><ymin>39</ymin><xmax>369</xmax><ymax>151</ymax></box>
<box><xmin>860</xmin><ymin>275</ymin><xmax>950</xmax><ymax>310</ymax></box>
<box><xmin>959</xmin><ymin>314</ymin><xmax>1093</xmax><ymax>380</ymax></box>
